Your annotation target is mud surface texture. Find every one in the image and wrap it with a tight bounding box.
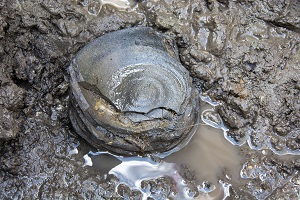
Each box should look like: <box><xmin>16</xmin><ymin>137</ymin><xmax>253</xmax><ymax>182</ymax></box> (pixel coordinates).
<box><xmin>0</xmin><ymin>0</ymin><xmax>299</xmax><ymax>199</ymax></box>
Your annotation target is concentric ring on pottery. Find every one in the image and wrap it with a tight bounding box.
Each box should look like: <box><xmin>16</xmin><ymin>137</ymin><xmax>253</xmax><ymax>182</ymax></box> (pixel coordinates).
<box><xmin>69</xmin><ymin>27</ymin><xmax>200</xmax><ymax>156</ymax></box>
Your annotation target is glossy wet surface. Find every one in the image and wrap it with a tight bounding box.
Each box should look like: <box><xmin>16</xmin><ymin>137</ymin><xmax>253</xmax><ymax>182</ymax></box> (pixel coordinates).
<box><xmin>77</xmin><ymin>101</ymin><xmax>242</xmax><ymax>199</ymax></box>
<box><xmin>0</xmin><ymin>0</ymin><xmax>299</xmax><ymax>199</ymax></box>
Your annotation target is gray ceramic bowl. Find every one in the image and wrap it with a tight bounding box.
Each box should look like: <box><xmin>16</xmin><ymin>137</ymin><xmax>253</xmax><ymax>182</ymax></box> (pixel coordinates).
<box><xmin>69</xmin><ymin>27</ymin><xmax>199</xmax><ymax>156</ymax></box>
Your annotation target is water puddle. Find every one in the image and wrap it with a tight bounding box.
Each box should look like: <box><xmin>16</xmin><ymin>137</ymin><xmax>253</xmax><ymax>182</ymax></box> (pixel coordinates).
<box><xmin>166</xmin><ymin>117</ymin><xmax>241</xmax><ymax>183</ymax></box>
<box><xmin>69</xmin><ymin>96</ymin><xmax>243</xmax><ymax>199</ymax></box>
<box><xmin>166</xmin><ymin>102</ymin><xmax>241</xmax><ymax>199</ymax></box>
<box><xmin>81</xmin><ymin>150</ymin><xmax>235</xmax><ymax>199</ymax></box>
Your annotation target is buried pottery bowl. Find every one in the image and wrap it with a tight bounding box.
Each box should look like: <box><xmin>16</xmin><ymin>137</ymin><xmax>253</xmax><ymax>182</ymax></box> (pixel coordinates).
<box><xmin>69</xmin><ymin>27</ymin><xmax>200</xmax><ymax>156</ymax></box>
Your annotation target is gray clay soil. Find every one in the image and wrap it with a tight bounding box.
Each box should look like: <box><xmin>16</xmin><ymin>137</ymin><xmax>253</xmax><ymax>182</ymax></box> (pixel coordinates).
<box><xmin>0</xmin><ymin>0</ymin><xmax>299</xmax><ymax>199</ymax></box>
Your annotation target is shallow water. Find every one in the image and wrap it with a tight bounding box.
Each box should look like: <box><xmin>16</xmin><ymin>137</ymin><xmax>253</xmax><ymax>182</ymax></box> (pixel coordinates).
<box><xmin>77</xmin><ymin>100</ymin><xmax>242</xmax><ymax>199</ymax></box>
<box><xmin>166</xmin><ymin>118</ymin><xmax>241</xmax><ymax>185</ymax></box>
<box><xmin>166</xmin><ymin>102</ymin><xmax>242</xmax><ymax>199</ymax></box>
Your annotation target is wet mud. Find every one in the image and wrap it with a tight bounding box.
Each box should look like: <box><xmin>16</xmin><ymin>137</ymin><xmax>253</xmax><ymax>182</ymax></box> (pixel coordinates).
<box><xmin>0</xmin><ymin>0</ymin><xmax>299</xmax><ymax>199</ymax></box>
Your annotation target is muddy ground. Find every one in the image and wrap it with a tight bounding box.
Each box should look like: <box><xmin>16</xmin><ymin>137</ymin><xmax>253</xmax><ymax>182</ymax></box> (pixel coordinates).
<box><xmin>0</xmin><ymin>0</ymin><xmax>299</xmax><ymax>199</ymax></box>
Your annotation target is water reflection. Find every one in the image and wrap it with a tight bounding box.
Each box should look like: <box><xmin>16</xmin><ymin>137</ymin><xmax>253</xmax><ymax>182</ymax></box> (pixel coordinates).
<box><xmin>76</xmin><ymin>100</ymin><xmax>242</xmax><ymax>199</ymax></box>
